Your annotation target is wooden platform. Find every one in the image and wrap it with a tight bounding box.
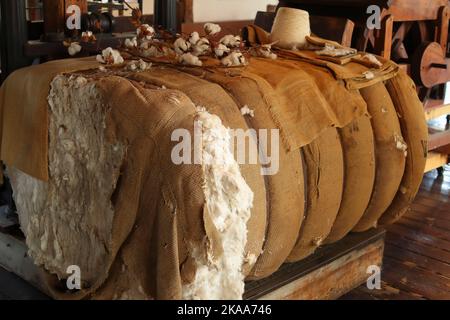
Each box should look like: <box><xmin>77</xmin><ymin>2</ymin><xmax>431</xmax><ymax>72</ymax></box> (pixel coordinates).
<box><xmin>0</xmin><ymin>220</ymin><xmax>385</xmax><ymax>300</ymax></box>
<box><xmin>4</xmin><ymin>168</ymin><xmax>450</xmax><ymax>300</ymax></box>
<box><xmin>342</xmin><ymin>167</ymin><xmax>450</xmax><ymax>300</ymax></box>
<box><xmin>245</xmin><ymin>229</ymin><xmax>385</xmax><ymax>300</ymax></box>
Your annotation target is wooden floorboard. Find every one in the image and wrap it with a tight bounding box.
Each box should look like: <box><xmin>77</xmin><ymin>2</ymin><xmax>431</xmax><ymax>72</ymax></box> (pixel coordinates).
<box><xmin>343</xmin><ymin>165</ymin><xmax>450</xmax><ymax>300</ymax></box>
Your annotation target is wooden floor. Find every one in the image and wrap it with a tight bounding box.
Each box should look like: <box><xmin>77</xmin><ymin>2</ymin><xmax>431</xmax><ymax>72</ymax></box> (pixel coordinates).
<box><xmin>342</xmin><ymin>165</ymin><xmax>450</xmax><ymax>300</ymax></box>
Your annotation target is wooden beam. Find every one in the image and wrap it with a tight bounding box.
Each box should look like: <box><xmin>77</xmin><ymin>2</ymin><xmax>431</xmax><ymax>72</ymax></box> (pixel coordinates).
<box><xmin>245</xmin><ymin>228</ymin><xmax>385</xmax><ymax>300</ymax></box>
<box><xmin>437</xmin><ymin>6</ymin><xmax>449</xmax><ymax>54</ymax></box>
<box><xmin>425</xmin><ymin>103</ymin><xmax>450</xmax><ymax>121</ymax></box>
<box><xmin>424</xmin><ymin>152</ymin><xmax>449</xmax><ymax>172</ymax></box>
<box><xmin>374</xmin><ymin>14</ymin><xmax>394</xmax><ymax>60</ymax></box>
<box><xmin>429</xmin><ymin>129</ymin><xmax>450</xmax><ymax>151</ymax></box>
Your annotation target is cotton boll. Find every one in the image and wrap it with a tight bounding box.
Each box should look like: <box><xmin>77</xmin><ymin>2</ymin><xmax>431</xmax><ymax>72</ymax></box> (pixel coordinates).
<box><xmin>125</xmin><ymin>37</ymin><xmax>138</xmax><ymax>48</ymax></box>
<box><xmin>81</xmin><ymin>31</ymin><xmax>96</xmax><ymax>42</ymax></box>
<box><xmin>174</xmin><ymin>37</ymin><xmax>191</xmax><ymax>55</ymax></box>
<box><xmin>127</xmin><ymin>59</ymin><xmax>152</xmax><ymax>71</ymax></box>
<box><xmin>189</xmin><ymin>32</ymin><xmax>201</xmax><ymax>45</ymax></box>
<box><xmin>221</xmin><ymin>52</ymin><xmax>246</xmax><ymax>67</ymax></box>
<box><xmin>98</xmin><ymin>47</ymin><xmax>124</xmax><ymax>65</ymax></box>
<box><xmin>137</xmin><ymin>24</ymin><xmax>155</xmax><ymax>40</ymax></box>
<box><xmin>96</xmin><ymin>54</ymin><xmax>105</xmax><ymax>63</ymax></box>
<box><xmin>192</xmin><ymin>38</ymin><xmax>210</xmax><ymax>56</ymax></box>
<box><xmin>140</xmin><ymin>40</ymin><xmax>150</xmax><ymax>50</ymax></box>
<box><xmin>204</xmin><ymin>23</ymin><xmax>222</xmax><ymax>36</ymax></box>
<box><xmin>214</xmin><ymin>44</ymin><xmax>230</xmax><ymax>57</ymax></box>
<box><xmin>251</xmin><ymin>44</ymin><xmax>277</xmax><ymax>60</ymax></box>
<box><xmin>68</xmin><ymin>42</ymin><xmax>82</xmax><ymax>56</ymax></box>
<box><xmin>127</xmin><ymin>61</ymin><xmax>138</xmax><ymax>71</ymax></box>
<box><xmin>220</xmin><ymin>35</ymin><xmax>241</xmax><ymax>48</ymax></box>
<box><xmin>179</xmin><ymin>53</ymin><xmax>202</xmax><ymax>66</ymax></box>
<box><xmin>82</xmin><ymin>31</ymin><xmax>92</xmax><ymax>38</ymax></box>
<box><xmin>138</xmin><ymin>59</ymin><xmax>151</xmax><ymax>71</ymax></box>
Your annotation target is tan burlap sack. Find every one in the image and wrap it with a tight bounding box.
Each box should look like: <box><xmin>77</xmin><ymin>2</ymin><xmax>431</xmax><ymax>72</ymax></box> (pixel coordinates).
<box><xmin>353</xmin><ymin>82</ymin><xmax>406</xmax><ymax>232</ymax></box>
<box><xmin>0</xmin><ymin>51</ymin><xmax>426</xmax><ymax>300</ymax></box>
<box><xmin>127</xmin><ymin>68</ymin><xmax>268</xmax><ymax>278</ymax></box>
<box><xmin>326</xmin><ymin>115</ymin><xmax>375</xmax><ymax>243</ymax></box>
<box><xmin>245</xmin><ymin>58</ymin><xmax>368</xmax><ymax>151</ymax></box>
<box><xmin>379</xmin><ymin>71</ymin><xmax>428</xmax><ymax>225</ymax></box>
<box><xmin>0</xmin><ymin>57</ymin><xmax>101</xmax><ymax>181</ymax></box>
<box><xmin>196</xmin><ymin>69</ymin><xmax>306</xmax><ymax>280</ymax></box>
<box><xmin>287</xmin><ymin>127</ymin><xmax>344</xmax><ymax>262</ymax></box>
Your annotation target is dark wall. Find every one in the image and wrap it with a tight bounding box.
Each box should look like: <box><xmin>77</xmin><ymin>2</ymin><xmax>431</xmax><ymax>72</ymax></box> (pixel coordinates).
<box><xmin>0</xmin><ymin>0</ymin><xmax>32</xmax><ymax>84</ymax></box>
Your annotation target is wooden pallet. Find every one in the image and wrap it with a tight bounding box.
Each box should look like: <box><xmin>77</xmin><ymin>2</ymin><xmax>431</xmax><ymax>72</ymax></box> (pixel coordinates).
<box><xmin>0</xmin><ymin>224</ymin><xmax>385</xmax><ymax>300</ymax></box>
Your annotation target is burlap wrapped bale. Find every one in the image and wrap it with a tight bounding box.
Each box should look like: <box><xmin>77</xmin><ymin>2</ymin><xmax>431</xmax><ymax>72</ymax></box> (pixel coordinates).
<box><xmin>126</xmin><ymin>68</ymin><xmax>268</xmax><ymax>278</ymax></box>
<box><xmin>326</xmin><ymin>115</ymin><xmax>376</xmax><ymax>243</ymax></box>
<box><xmin>379</xmin><ymin>71</ymin><xmax>428</xmax><ymax>225</ymax></box>
<box><xmin>179</xmin><ymin>68</ymin><xmax>306</xmax><ymax>279</ymax></box>
<box><xmin>287</xmin><ymin>127</ymin><xmax>344</xmax><ymax>262</ymax></box>
<box><xmin>353</xmin><ymin>82</ymin><xmax>406</xmax><ymax>232</ymax></box>
<box><xmin>0</xmin><ymin>50</ymin><xmax>426</xmax><ymax>300</ymax></box>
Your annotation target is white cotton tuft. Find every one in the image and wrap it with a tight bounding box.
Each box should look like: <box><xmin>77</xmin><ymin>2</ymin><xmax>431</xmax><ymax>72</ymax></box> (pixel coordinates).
<box><xmin>240</xmin><ymin>105</ymin><xmax>255</xmax><ymax>117</ymax></box>
<box><xmin>182</xmin><ymin>109</ymin><xmax>254</xmax><ymax>300</ymax></box>
<box><xmin>189</xmin><ymin>32</ymin><xmax>201</xmax><ymax>45</ymax></box>
<box><xmin>174</xmin><ymin>37</ymin><xmax>191</xmax><ymax>55</ymax></box>
<box><xmin>125</xmin><ymin>37</ymin><xmax>138</xmax><ymax>48</ymax></box>
<box><xmin>214</xmin><ymin>44</ymin><xmax>230</xmax><ymax>58</ymax></box>
<box><xmin>250</xmin><ymin>44</ymin><xmax>277</xmax><ymax>60</ymax></box>
<box><xmin>179</xmin><ymin>53</ymin><xmax>202</xmax><ymax>66</ymax></box>
<box><xmin>220</xmin><ymin>35</ymin><xmax>241</xmax><ymax>48</ymax></box>
<box><xmin>221</xmin><ymin>52</ymin><xmax>246</xmax><ymax>67</ymax></box>
<box><xmin>192</xmin><ymin>38</ymin><xmax>210</xmax><ymax>56</ymax></box>
<box><xmin>97</xmin><ymin>47</ymin><xmax>124</xmax><ymax>65</ymax></box>
<box><xmin>127</xmin><ymin>59</ymin><xmax>152</xmax><ymax>72</ymax></box>
<box><xmin>68</xmin><ymin>42</ymin><xmax>82</xmax><ymax>56</ymax></box>
<box><xmin>137</xmin><ymin>24</ymin><xmax>155</xmax><ymax>40</ymax></box>
<box><xmin>204</xmin><ymin>23</ymin><xmax>222</xmax><ymax>35</ymax></box>
<box><xmin>362</xmin><ymin>53</ymin><xmax>383</xmax><ymax>67</ymax></box>
<box><xmin>363</xmin><ymin>71</ymin><xmax>375</xmax><ymax>80</ymax></box>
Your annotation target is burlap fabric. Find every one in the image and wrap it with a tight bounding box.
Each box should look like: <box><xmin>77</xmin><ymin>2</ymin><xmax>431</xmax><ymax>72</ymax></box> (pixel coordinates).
<box><xmin>353</xmin><ymin>82</ymin><xmax>406</xmax><ymax>231</ymax></box>
<box><xmin>0</xmin><ymin>43</ymin><xmax>426</xmax><ymax>299</ymax></box>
